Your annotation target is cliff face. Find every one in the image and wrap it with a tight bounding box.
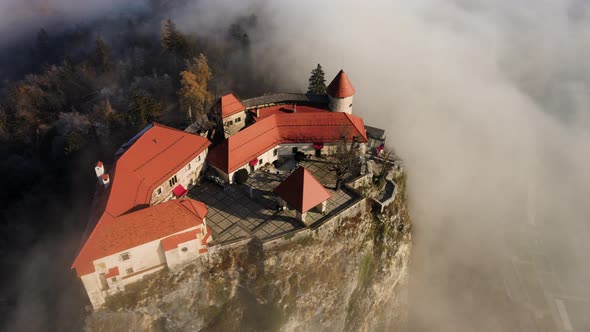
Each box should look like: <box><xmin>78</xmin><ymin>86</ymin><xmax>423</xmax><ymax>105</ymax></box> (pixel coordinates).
<box><xmin>85</xmin><ymin>173</ymin><xmax>411</xmax><ymax>332</ymax></box>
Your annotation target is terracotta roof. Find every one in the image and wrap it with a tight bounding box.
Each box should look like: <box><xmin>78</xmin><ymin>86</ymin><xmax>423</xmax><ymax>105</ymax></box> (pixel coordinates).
<box><xmin>101</xmin><ymin>174</ymin><xmax>109</xmax><ymax>181</ymax></box>
<box><xmin>207</xmin><ymin>112</ymin><xmax>368</xmax><ymax>174</ymax></box>
<box><xmin>103</xmin><ymin>123</ymin><xmax>210</xmax><ymax>217</ymax></box>
<box><xmin>327</xmin><ymin>70</ymin><xmax>355</xmax><ymax>98</ymax></box>
<box><xmin>161</xmin><ymin>228</ymin><xmax>200</xmax><ymax>252</ymax></box>
<box><xmin>72</xmin><ymin>199</ymin><xmax>207</xmax><ymax>276</ymax></box>
<box><xmin>220</xmin><ymin>94</ymin><xmax>245</xmax><ymax>118</ymax></box>
<box><xmin>96</xmin><ymin>161</ymin><xmax>103</xmax><ymax>167</ymax></box>
<box><xmin>273</xmin><ymin>167</ymin><xmax>331</xmax><ymax>213</ymax></box>
<box><xmin>72</xmin><ymin>123</ymin><xmax>210</xmax><ymax>276</ymax></box>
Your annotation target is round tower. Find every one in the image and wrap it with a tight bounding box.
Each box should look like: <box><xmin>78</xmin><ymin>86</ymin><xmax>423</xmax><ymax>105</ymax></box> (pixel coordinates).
<box><xmin>326</xmin><ymin>69</ymin><xmax>355</xmax><ymax>114</ymax></box>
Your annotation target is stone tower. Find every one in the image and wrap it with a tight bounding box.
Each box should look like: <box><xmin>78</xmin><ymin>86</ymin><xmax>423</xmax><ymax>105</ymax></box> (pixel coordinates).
<box><xmin>326</xmin><ymin>69</ymin><xmax>355</xmax><ymax>114</ymax></box>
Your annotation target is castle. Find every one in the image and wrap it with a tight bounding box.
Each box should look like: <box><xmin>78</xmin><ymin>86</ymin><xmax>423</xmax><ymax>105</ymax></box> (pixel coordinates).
<box><xmin>72</xmin><ymin>70</ymin><xmax>387</xmax><ymax>309</ymax></box>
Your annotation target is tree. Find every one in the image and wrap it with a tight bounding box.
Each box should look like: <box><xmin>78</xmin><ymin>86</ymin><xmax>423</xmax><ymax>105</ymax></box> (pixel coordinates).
<box><xmin>127</xmin><ymin>90</ymin><xmax>162</xmax><ymax>128</ymax></box>
<box><xmin>327</xmin><ymin>135</ymin><xmax>362</xmax><ymax>191</ymax></box>
<box><xmin>94</xmin><ymin>36</ymin><xmax>111</xmax><ymax>72</ymax></box>
<box><xmin>307</xmin><ymin>64</ymin><xmax>327</xmax><ymax>94</ymax></box>
<box><xmin>161</xmin><ymin>19</ymin><xmax>188</xmax><ymax>59</ymax></box>
<box><xmin>179</xmin><ymin>54</ymin><xmax>213</xmax><ymax>123</ymax></box>
<box><xmin>234</xmin><ymin>169</ymin><xmax>249</xmax><ymax>184</ymax></box>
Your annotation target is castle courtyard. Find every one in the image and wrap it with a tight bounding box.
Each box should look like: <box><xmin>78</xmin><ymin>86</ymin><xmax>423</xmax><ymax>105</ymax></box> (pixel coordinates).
<box><xmin>188</xmin><ymin>159</ymin><xmax>359</xmax><ymax>244</ymax></box>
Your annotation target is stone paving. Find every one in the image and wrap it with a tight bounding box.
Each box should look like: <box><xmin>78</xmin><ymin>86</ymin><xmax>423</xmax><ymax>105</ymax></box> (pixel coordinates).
<box><xmin>188</xmin><ymin>159</ymin><xmax>357</xmax><ymax>244</ymax></box>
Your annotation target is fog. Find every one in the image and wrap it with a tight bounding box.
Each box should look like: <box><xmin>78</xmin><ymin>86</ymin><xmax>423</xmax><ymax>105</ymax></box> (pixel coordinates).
<box><xmin>3</xmin><ymin>0</ymin><xmax>590</xmax><ymax>331</ymax></box>
<box><xmin>241</xmin><ymin>0</ymin><xmax>590</xmax><ymax>330</ymax></box>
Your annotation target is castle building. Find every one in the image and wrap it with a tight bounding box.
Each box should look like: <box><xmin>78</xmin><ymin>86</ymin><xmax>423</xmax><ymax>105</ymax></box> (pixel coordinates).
<box><xmin>207</xmin><ymin>70</ymin><xmax>368</xmax><ymax>183</ymax></box>
<box><xmin>73</xmin><ymin>69</ymin><xmax>382</xmax><ymax>309</ymax></box>
<box><xmin>72</xmin><ymin>123</ymin><xmax>212</xmax><ymax>309</ymax></box>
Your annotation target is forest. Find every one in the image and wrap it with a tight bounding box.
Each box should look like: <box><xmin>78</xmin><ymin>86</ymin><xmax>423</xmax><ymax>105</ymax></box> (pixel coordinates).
<box><xmin>0</xmin><ymin>1</ymin><xmax>278</xmax><ymax>330</ymax></box>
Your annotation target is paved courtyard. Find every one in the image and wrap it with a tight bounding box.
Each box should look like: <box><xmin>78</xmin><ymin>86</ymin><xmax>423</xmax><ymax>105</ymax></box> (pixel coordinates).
<box><xmin>188</xmin><ymin>159</ymin><xmax>358</xmax><ymax>244</ymax></box>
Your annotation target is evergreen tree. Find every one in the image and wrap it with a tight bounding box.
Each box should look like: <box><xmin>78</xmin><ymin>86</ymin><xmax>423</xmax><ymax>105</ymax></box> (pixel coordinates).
<box><xmin>127</xmin><ymin>90</ymin><xmax>162</xmax><ymax>128</ymax></box>
<box><xmin>307</xmin><ymin>63</ymin><xmax>327</xmax><ymax>94</ymax></box>
<box><xmin>161</xmin><ymin>19</ymin><xmax>188</xmax><ymax>58</ymax></box>
<box><xmin>94</xmin><ymin>36</ymin><xmax>111</xmax><ymax>72</ymax></box>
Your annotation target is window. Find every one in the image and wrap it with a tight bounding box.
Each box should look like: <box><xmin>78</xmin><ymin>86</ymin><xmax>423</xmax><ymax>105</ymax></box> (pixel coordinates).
<box><xmin>235</xmin><ymin>117</ymin><xmax>241</xmax><ymax>123</ymax></box>
<box><xmin>349</xmin><ymin>103</ymin><xmax>353</xmax><ymax>108</ymax></box>
<box><xmin>111</xmin><ymin>277</ymin><xmax>117</xmax><ymax>283</ymax></box>
<box><xmin>186</xmin><ymin>163</ymin><xmax>192</xmax><ymax>171</ymax></box>
<box><xmin>226</xmin><ymin>120</ymin><xmax>233</xmax><ymax>126</ymax></box>
<box><xmin>156</xmin><ymin>187</ymin><xmax>162</xmax><ymax>195</ymax></box>
<box><xmin>197</xmin><ymin>155</ymin><xmax>201</xmax><ymax>162</ymax></box>
<box><xmin>259</xmin><ymin>159</ymin><xmax>263</xmax><ymax>165</ymax></box>
<box><xmin>120</xmin><ymin>252</ymin><xmax>130</xmax><ymax>261</ymax></box>
<box><xmin>292</xmin><ymin>147</ymin><xmax>298</xmax><ymax>153</ymax></box>
<box><xmin>169</xmin><ymin>175</ymin><xmax>178</xmax><ymax>187</ymax></box>
<box><xmin>126</xmin><ymin>268</ymin><xmax>134</xmax><ymax>275</ymax></box>
<box><xmin>181</xmin><ymin>247</ymin><xmax>188</xmax><ymax>252</ymax></box>
<box><xmin>273</xmin><ymin>149</ymin><xmax>278</xmax><ymax>156</ymax></box>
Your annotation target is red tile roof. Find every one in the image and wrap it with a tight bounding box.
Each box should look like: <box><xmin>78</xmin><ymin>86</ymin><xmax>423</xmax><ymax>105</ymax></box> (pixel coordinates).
<box><xmin>103</xmin><ymin>123</ymin><xmax>210</xmax><ymax>217</ymax></box>
<box><xmin>220</xmin><ymin>94</ymin><xmax>245</xmax><ymax>118</ymax></box>
<box><xmin>161</xmin><ymin>228</ymin><xmax>200</xmax><ymax>252</ymax></box>
<box><xmin>72</xmin><ymin>199</ymin><xmax>207</xmax><ymax>276</ymax></box>
<box><xmin>101</xmin><ymin>174</ymin><xmax>109</xmax><ymax>181</ymax></box>
<box><xmin>207</xmin><ymin>112</ymin><xmax>368</xmax><ymax>174</ymax></box>
<box><xmin>96</xmin><ymin>161</ymin><xmax>103</xmax><ymax>167</ymax></box>
<box><xmin>327</xmin><ymin>70</ymin><xmax>355</xmax><ymax>98</ymax></box>
<box><xmin>273</xmin><ymin>167</ymin><xmax>331</xmax><ymax>213</ymax></box>
<box><xmin>104</xmin><ymin>267</ymin><xmax>119</xmax><ymax>278</ymax></box>
<box><xmin>72</xmin><ymin>123</ymin><xmax>210</xmax><ymax>277</ymax></box>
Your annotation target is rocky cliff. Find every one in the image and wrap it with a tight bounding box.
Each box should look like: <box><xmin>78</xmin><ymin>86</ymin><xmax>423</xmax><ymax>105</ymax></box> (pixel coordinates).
<box><xmin>85</xmin><ymin>173</ymin><xmax>411</xmax><ymax>332</ymax></box>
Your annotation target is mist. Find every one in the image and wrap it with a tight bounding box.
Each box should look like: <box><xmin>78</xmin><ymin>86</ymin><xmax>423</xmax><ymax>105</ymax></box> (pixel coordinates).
<box><xmin>241</xmin><ymin>0</ymin><xmax>590</xmax><ymax>330</ymax></box>
<box><xmin>2</xmin><ymin>0</ymin><xmax>590</xmax><ymax>331</ymax></box>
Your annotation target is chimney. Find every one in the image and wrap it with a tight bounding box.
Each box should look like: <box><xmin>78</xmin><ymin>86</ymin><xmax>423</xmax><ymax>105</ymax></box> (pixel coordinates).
<box><xmin>255</xmin><ymin>108</ymin><xmax>260</xmax><ymax>118</ymax></box>
<box><xmin>293</xmin><ymin>104</ymin><xmax>297</xmax><ymax>113</ymax></box>
<box><xmin>95</xmin><ymin>161</ymin><xmax>104</xmax><ymax>178</ymax></box>
<box><xmin>101</xmin><ymin>174</ymin><xmax>110</xmax><ymax>187</ymax></box>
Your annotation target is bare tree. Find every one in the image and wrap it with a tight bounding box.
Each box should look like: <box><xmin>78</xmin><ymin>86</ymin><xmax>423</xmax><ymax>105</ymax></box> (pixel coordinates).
<box><xmin>327</xmin><ymin>135</ymin><xmax>362</xmax><ymax>191</ymax></box>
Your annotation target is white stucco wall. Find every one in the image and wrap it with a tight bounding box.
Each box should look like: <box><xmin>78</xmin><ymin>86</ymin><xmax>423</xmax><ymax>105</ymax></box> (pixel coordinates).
<box><xmin>328</xmin><ymin>95</ymin><xmax>353</xmax><ymax>114</ymax></box>
<box><xmin>81</xmin><ymin>224</ymin><xmax>210</xmax><ymax>309</ymax></box>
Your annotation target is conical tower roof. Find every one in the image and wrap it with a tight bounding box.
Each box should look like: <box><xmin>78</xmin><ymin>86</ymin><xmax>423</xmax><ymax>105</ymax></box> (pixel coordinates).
<box><xmin>273</xmin><ymin>167</ymin><xmax>331</xmax><ymax>213</ymax></box>
<box><xmin>327</xmin><ymin>70</ymin><xmax>355</xmax><ymax>98</ymax></box>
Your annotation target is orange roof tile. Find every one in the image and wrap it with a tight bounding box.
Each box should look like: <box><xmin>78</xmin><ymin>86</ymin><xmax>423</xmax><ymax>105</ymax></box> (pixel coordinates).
<box><xmin>72</xmin><ymin>199</ymin><xmax>207</xmax><ymax>276</ymax></box>
<box><xmin>161</xmin><ymin>228</ymin><xmax>200</xmax><ymax>252</ymax></box>
<box><xmin>207</xmin><ymin>112</ymin><xmax>367</xmax><ymax>174</ymax></box>
<box><xmin>327</xmin><ymin>70</ymin><xmax>355</xmax><ymax>98</ymax></box>
<box><xmin>273</xmin><ymin>167</ymin><xmax>331</xmax><ymax>213</ymax></box>
<box><xmin>96</xmin><ymin>161</ymin><xmax>103</xmax><ymax>167</ymax></box>
<box><xmin>72</xmin><ymin>123</ymin><xmax>211</xmax><ymax>277</ymax></box>
<box><xmin>104</xmin><ymin>123</ymin><xmax>210</xmax><ymax>217</ymax></box>
<box><xmin>220</xmin><ymin>94</ymin><xmax>245</xmax><ymax>118</ymax></box>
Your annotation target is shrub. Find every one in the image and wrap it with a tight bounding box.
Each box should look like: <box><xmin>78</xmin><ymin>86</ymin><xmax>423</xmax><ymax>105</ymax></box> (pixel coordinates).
<box><xmin>294</xmin><ymin>151</ymin><xmax>306</xmax><ymax>162</ymax></box>
<box><xmin>234</xmin><ymin>169</ymin><xmax>249</xmax><ymax>184</ymax></box>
